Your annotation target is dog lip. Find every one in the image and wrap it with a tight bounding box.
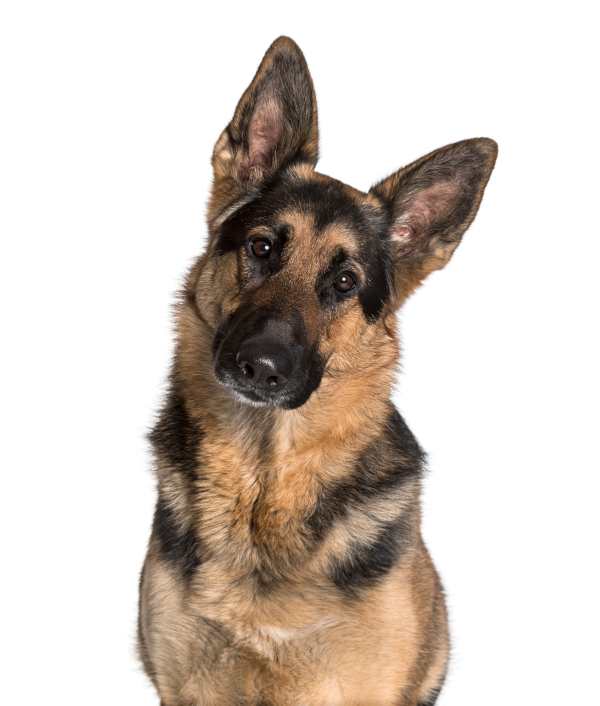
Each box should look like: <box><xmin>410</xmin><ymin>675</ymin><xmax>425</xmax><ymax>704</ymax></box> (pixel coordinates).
<box><xmin>214</xmin><ymin>364</ymin><xmax>311</xmax><ymax>410</ymax></box>
<box><xmin>217</xmin><ymin>374</ymin><xmax>296</xmax><ymax>409</ymax></box>
<box><xmin>215</xmin><ymin>360</ymin><xmax>283</xmax><ymax>401</ymax></box>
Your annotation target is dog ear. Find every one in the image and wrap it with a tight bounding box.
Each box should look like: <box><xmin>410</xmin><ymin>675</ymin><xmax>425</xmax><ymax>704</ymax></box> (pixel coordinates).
<box><xmin>370</xmin><ymin>138</ymin><xmax>497</xmax><ymax>298</ymax></box>
<box><xmin>211</xmin><ymin>37</ymin><xmax>318</xmax><ymax>204</ymax></box>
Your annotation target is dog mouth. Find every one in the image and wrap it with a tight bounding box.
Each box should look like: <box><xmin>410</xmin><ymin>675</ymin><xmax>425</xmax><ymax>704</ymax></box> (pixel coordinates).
<box><xmin>214</xmin><ymin>364</ymin><xmax>295</xmax><ymax>408</ymax></box>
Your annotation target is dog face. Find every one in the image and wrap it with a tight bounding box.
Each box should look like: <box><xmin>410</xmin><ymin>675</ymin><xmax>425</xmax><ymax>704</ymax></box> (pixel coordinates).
<box><xmin>192</xmin><ymin>37</ymin><xmax>496</xmax><ymax>410</ymax></box>
<box><xmin>209</xmin><ymin>171</ymin><xmax>393</xmax><ymax>409</ymax></box>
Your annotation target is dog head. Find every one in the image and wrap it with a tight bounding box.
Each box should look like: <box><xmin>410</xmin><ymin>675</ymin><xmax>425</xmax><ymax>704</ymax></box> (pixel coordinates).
<box><xmin>188</xmin><ymin>37</ymin><xmax>496</xmax><ymax>410</ymax></box>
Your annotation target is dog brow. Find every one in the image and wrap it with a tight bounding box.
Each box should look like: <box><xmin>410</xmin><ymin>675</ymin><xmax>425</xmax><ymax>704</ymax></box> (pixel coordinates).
<box><xmin>320</xmin><ymin>248</ymin><xmax>352</xmax><ymax>279</ymax></box>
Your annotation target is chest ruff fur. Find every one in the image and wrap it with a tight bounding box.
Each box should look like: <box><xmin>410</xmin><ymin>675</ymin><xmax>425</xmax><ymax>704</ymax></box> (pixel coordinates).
<box><xmin>139</xmin><ymin>375</ymin><xmax>449</xmax><ymax>705</ymax></box>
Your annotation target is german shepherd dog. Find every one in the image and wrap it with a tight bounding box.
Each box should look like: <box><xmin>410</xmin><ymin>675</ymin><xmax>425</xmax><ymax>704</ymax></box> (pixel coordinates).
<box><xmin>138</xmin><ymin>36</ymin><xmax>497</xmax><ymax>706</ymax></box>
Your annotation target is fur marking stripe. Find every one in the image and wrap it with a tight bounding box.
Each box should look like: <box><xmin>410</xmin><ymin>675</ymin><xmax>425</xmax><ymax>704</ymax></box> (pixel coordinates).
<box><xmin>307</xmin><ymin>408</ymin><xmax>425</xmax><ymax>540</ymax></box>
<box><xmin>328</xmin><ymin>512</ymin><xmax>415</xmax><ymax>590</ymax></box>
<box><xmin>152</xmin><ymin>495</ymin><xmax>202</xmax><ymax>576</ymax></box>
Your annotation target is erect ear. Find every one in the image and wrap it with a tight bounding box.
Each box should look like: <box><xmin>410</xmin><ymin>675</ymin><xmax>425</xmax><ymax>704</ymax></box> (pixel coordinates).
<box><xmin>210</xmin><ymin>37</ymin><xmax>319</xmax><ymax>207</ymax></box>
<box><xmin>369</xmin><ymin>138</ymin><xmax>497</xmax><ymax>298</ymax></box>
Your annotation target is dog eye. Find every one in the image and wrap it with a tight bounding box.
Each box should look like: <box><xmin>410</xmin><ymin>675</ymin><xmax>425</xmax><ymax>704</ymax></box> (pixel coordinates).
<box><xmin>334</xmin><ymin>272</ymin><xmax>356</xmax><ymax>293</ymax></box>
<box><xmin>251</xmin><ymin>239</ymin><xmax>272</xmax><ymax>258</ymax></box>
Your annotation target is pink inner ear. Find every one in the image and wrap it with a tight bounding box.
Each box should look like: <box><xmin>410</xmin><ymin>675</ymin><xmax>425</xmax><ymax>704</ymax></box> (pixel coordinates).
<box><xmin>247</xmin><ymin>98</ymin><xmax>283</xmax><ymax>171</ymax></box>
<box><xmin>390</xmin><ymin>225</ymin><xmax>412</xmax><ymax>242</ymax></box>
<box><xmin>390</xmin><ymin>181</ymin><xmax>460</xmax><ymax>251</ymax></box>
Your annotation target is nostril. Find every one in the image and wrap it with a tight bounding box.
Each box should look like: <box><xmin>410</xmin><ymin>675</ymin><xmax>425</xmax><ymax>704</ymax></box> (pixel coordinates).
<box><xmin>265</xmin><ymin>375</ymin><xmax>278</xmax><ymax>386</ymax></box>
<box><xmin>236</xmin><ymin>353</ymin><xmax>254</xmax><ymax>379</ymax></box>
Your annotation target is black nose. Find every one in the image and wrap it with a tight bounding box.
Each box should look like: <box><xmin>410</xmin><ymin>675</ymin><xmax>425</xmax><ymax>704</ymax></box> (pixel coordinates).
<box><xmin>236</xmin><ymin>339</ymin><xmax>293</xmax><ymax>389</ymax></box>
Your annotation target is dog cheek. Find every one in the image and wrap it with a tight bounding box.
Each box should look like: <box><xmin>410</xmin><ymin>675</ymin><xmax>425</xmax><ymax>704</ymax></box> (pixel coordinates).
<box><xmin>198</xmin><ymin>253</ymin><xmax>243</xmax><ymax>324</ymax></box>
<box><xmin>317</xmin><ymin>306</ymin><xmax>368</xmax><ymax>373</ymax></box>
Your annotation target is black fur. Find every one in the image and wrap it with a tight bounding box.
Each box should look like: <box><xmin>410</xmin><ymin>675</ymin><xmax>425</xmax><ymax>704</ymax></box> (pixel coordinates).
<box><xmin>149</xmin><ymin>376</ymin><xmax>203</xmax><ymax>483</ymax></box>
<box><xmin>149</xmin><ymin>372</ymin><xmax>204</xmax><ymax>574</ymax></box>
<box><xmin>307</xmin><ymin>408</ymin><xmax>424</xmax><ymax>540</ymax></box>
<box><xmin>328</xmin><ymin>512</ymin><xmax>415</xmax><ymax>591</ymax></box>
<box><xmin>152</xmin><ymin>495</ymin><xmax>202</xmax><ymax>576</ymax></box>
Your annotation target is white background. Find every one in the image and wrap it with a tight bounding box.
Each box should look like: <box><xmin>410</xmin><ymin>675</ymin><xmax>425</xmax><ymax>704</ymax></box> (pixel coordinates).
<box><xmin>1</xmin><ymin>1</ymin><xmax>598</xmax><ymax>704</ymax></box>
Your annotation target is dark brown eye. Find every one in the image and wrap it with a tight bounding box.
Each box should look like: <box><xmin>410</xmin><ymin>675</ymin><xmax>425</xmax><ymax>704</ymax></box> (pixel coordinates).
<box><xmin>334</xmin><ymin>272</ymin><xmax>356</xmax><ymax>293</ymax></box>
<box><xmin>251</xmin><ymin>239</ymin><xmax>271</xmax><ymax>258</ymax></box>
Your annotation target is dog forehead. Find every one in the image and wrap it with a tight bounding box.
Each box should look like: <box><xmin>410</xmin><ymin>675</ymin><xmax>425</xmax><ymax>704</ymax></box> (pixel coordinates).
<box><xmin>278</xmin><ymin>209</ymin><xmax>357</xmax><ymax>264</ymax></box>
<box><xmin>216</xmin><ymin>170</ymin><xmax>387</xmax><ymax>259</ymax></box>
<box><xmin>267</xmin><ymin>169</ymin><xmax>379</xmax><ymax>235</ymax></box>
